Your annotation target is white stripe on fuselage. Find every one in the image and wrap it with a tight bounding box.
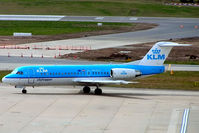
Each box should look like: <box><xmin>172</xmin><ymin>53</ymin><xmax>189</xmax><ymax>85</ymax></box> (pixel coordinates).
<box><xmin>6</xmin><ymin>77</ymin><xmax>112</xmax><ymax>86</ymax></box>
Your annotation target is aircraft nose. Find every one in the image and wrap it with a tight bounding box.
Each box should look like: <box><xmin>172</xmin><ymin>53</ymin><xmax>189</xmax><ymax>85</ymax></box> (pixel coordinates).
<box><xmin>2</xmin><ymin>77</ymin><xmax>7</xmax><ymax>83</ymax></box>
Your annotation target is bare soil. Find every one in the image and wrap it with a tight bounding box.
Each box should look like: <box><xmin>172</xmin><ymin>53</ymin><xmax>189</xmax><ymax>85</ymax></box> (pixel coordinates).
<box><xmin>62</xmin><ymin>37</ymin><xmax>199</xmax><ymax>63</ymax></box>
<box><xmin>0</xmin><ymin>23</ymin><xmax>157</xmax><ymax>46</ymax></box>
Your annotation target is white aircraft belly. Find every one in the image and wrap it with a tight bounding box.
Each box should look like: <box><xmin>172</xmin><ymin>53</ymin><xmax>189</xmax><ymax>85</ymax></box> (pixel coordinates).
<box><xmin>34</xmin><ymin>78</ymin><xmax>74</xmax><ymax>86</ymax></box>
<box><xmin>19</xmin><ymin>77</ymin><xmax>112</xmax><ymax>86</ymax></box>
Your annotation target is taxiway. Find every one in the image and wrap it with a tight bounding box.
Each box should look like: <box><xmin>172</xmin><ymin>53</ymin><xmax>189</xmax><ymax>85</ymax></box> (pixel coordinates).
<box><xmin>0</xmin><ymin>84</ymin><xmax>199</xmax><ymax>133</ymax></box>
<box><xmin>0</xmin><ymin>15</ymin><xmax>198</xmax><ymax>57</ymax></box>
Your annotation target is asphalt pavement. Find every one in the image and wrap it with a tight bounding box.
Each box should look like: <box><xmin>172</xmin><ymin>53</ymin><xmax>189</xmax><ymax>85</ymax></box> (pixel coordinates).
<box><xmin>0</xmin><ymin>56</ymin><xmax>198</xmax><ymax>71</ymax></box>
<box><xmin>0</xmin><ymin>85</ymin><xmax>199</xmax><ymax>133</ymax></box>
<box><xmin>0</xmin><ymin>15</ymin><xmax>198</xmax><ymax>57</ymax></box>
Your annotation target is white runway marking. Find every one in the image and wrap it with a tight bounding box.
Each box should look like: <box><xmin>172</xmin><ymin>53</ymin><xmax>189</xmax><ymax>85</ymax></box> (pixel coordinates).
<box><xmin>180</xmin><ymin>108</ymin><xmax>190</xmax><ymax>133</ymax></box>
<box><xmin>129</xmin><ymin>17</ymin><xmax>138</xmax><ymax>21</ymax></box>
<box><xmin>0</xmin><ymin>15</ymin><xmax>64</xmax><ymax>21</ymax></box>
<box><xmin>95</xmin><ymin>17</ymin><xmax>104</xmax><ymax>20</ymax></box>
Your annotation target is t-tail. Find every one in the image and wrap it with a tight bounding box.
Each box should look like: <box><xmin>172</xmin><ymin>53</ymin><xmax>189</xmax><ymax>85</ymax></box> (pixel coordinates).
<box><xmin>129</xmin><ymin>42</ymin><xmax>191</xmax><ymax>66</ymax></box>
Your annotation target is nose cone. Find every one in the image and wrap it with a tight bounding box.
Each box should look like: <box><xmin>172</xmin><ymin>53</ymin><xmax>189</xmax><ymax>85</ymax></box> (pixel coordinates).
<box><xmin>2</xmin><ymin>77</ymin><xmax>7</xmax><ymax>83</ymax></box>
<box><xmin>2</xmin><ymin>76</ymin><xmax>10</xmax><ymax>84</ymax></box>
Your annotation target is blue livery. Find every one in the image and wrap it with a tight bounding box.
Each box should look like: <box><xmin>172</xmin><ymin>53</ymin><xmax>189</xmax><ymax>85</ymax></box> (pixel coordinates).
<box><xmin>2</xmin><ymin>42</ymin><xmax>191</xmax><ymax>95</ymax></box>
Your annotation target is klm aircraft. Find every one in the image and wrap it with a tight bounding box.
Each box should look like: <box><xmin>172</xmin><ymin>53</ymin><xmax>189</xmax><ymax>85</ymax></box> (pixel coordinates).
<box><xmin>2</xmin><ymin>42</ymin><xmax>190</xmax><ymax>95</ymax></box>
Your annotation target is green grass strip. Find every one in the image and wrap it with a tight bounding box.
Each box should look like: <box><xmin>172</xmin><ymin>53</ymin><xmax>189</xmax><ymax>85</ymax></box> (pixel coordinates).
<box><xmin>112</xmin><ymin>71</ymin><xmax>199</xmax><ymax>90</ymax></box>
<box><xmin>0</xmin><ymin>0</ymin><xmax>198</xmax><ymax>17</ymax></box>
<box><xmin>0</xmin><ymin>21</ymin><xmax>132</xmax><ymax>35</ymax></box>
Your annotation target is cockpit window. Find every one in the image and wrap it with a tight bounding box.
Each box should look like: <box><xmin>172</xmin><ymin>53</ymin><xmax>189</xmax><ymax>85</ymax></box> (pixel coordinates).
<box><xmin>16</xmin><ymin>71</ymin><xmax>23</xmax><ymax>75</ymax></box>
<box><xmin>11</xmin><ymin>69</ymin><xmax>18</xmax><ymax>74</ymax></box>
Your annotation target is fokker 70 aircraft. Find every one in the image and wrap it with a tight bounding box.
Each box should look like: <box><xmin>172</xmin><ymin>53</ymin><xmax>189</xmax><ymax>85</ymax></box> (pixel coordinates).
<box><xmin>2</xmin><ymin>42</ymin><xmax>190</xmax><ymax>95</ymax></box>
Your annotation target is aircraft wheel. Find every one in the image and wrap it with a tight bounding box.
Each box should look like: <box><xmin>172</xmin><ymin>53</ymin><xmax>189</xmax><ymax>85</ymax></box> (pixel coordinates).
<box><xmin>22</xmin><ymin>89</ymin><xmax>27</xmax><ymax>94</ymax></box>
<box><xmin>83</xmin><ymin>86</ymin><xmax>90</xmax><ymax>94</ymax></box>
<box><xmin>94</xmin><ymin>88</ymin><xmax>102</xmax><ymax>95</ymax></box>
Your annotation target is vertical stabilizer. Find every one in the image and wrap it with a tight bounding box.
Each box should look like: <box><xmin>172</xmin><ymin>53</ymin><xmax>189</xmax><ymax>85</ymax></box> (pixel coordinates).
<box><xmin>137</xmin><ymin>42</ymin><xmax>191</xmax><ymax>66</ymax></box>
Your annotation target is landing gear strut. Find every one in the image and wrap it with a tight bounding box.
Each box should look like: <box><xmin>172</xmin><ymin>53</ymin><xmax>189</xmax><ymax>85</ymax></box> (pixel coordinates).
<box><xmin>22</xmin><ymin>88</ymin><xmax>27</xmax><ymax>94</ymax></box>
<box><xmin>83</xmin><ymin>86</ymin><xmax>90</xmax><ymax>94</ymax></box>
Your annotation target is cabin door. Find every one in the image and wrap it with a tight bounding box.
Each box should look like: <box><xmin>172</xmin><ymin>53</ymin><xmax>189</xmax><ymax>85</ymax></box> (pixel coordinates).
<box><xmin>28</xmin><ymin>69</ymin><xmax>35</xmax><ymax>84</ymax></box>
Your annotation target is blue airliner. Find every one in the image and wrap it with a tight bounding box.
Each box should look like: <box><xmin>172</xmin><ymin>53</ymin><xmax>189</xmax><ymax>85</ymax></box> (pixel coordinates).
<box><xmin>2</xmin><ymin>42</ymin><xmax>190</xmax><ymax>95</ymax></box>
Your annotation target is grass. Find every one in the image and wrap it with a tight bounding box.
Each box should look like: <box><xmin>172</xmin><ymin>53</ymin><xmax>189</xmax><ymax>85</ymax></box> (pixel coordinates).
<box><xmin>165</xmin><ymin>61</ymin><xmax>199</xmax><ymax>65</ymax></box>
<box><xmin>113</xmin><ymin>71</ymin><xmax>199</xmax><ymax>90</ymax></box>
<box><xmin>0</xmin><ymin>71</ymin><xmax>11</xmax><ymax>82</ymax></box>
<box><xmin>0</xmin><ymin>0</ymin><xmax>198</xmax><ymax>17</ymax></box>
<box><xmin>0</xmin><ymin>21</ymin><xmax>133</xmax><ymax>35</ymax></box>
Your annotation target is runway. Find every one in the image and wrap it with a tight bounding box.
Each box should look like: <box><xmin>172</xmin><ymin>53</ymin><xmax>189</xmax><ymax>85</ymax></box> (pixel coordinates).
<box><xmin>0</xmin><ymin>84</ymin><xmax>199</xmax><ymax>133</ymax></box>
<box><xmin>0</xmin><ymin>56</ymin><xmax>198</xmax><ymax>71</ymax></box>
<box><xmin>0</xmin><ymin>15</ymin><xmax>198</xmax><ymax>57</ymax></box>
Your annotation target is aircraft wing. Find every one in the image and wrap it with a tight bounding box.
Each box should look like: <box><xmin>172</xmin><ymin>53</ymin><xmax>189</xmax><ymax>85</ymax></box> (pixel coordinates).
<box><xmin>73</xmin><ymin>78</ymin><xmax>138</xmax><ymax>86</ymax></box>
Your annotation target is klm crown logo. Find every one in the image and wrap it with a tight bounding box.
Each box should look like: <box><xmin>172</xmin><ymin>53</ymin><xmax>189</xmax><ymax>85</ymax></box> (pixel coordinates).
<box><xmin>152</xmin><ymin>48</ymin><xmax>161</xmax><ymax>54</ymax></box>
<box><xmin>147</xmin><ymin>48</ymin><xmax>165</xmax><ymax>60</ymax></box>
<box><xmin>121</xmin><ymin>71</ymin><xmax>127</xmax><ymax>75</ymax></box>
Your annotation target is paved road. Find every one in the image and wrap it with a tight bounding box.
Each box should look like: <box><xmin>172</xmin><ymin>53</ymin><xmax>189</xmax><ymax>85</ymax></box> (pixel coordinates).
<box><xmin>0</xmin><ymin>56</ymin><xmax>198</xmax><ymax>71</ymax></box>
<box><xmin>0</xmin><ymin>15</ymin><xmax>198</xmax><ymax>57</ymax></box>
<box><xmin>0</xmin><ymin>84</ymin><xmax>198</xmax><ymax>133</ymax></box>
<box><xmin>0</xmin><ymin>56</ymin><xmax>111</xmax><ymax>70</ymax></box>
<box><xmin>1</xmin><ymin>15</ymin><xmax>198</xmax><ymax>41</ymax></box>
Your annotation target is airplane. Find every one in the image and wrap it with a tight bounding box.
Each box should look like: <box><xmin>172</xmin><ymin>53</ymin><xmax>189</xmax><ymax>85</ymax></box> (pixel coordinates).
<box><xmin>2</xmin><ymin>42</ymin><xmax>191</xmax><ymax>95</ymax></box>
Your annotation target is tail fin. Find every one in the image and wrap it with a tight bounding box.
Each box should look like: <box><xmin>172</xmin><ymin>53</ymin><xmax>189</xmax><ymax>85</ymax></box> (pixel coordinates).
<box><xmin>137</xmin><ymin>42</ymin><xmax>191</xmax><ymax>66</ymax></box>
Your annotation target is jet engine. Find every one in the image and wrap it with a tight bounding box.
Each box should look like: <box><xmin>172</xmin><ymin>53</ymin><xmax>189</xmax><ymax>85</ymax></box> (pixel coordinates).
<box><xmin>111</xmin><ymin>68</ymin><xmax>141</xmax><ymax>80</ymax></box>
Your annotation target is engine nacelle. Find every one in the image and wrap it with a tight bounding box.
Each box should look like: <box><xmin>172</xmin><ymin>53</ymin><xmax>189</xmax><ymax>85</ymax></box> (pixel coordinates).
<box><xmin>111</xmin><ymin>68</ymin><xmax>141</xmax><ymax>80</ymax></box>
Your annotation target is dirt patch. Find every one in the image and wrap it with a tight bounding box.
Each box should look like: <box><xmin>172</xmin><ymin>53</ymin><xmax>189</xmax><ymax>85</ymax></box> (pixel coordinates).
<box><xmin>62</xmin><ymin>37</ymin><xmax>199</xmax><ymax>63</ymax></box>
<box><xmin>0</xmin><ymin>23</ymin><xmax>157</xmax><ymax>46</ymax></box>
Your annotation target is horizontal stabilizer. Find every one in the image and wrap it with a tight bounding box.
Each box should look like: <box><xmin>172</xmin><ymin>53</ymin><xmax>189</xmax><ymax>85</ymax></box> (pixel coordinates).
<box><xmin>157</xmin><ymin>42</ymin><xmax>192</xmax><ymax>47</ymax></box>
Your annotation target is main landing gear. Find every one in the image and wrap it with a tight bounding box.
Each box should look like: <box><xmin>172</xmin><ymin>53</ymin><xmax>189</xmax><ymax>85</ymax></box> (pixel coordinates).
<box><xmin>83</xmin><ymin>86</ymin><xmax>91</xmax><ymax>94</ymax></box>
<box><xmin>94</xmin><ymin>88</ymin><xmax>102</xmax><ymax>95</ymax></box>
<box><xmin>82</xmin><ymin>86</ymin><xmax>102</xmax><ymax>95</ymax></box>
<box><xmin>22</xmin><ymin>88</ymin><xmax>27</xmax><ymax>94</ymax></box>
